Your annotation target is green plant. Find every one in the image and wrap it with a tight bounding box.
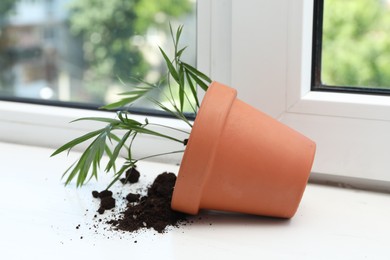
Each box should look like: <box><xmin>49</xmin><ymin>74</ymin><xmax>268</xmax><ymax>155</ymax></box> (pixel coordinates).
<box><xmin>51</xmin><ymin>25</ymin><xmax>211</xmax><ymax>188</ymax></box>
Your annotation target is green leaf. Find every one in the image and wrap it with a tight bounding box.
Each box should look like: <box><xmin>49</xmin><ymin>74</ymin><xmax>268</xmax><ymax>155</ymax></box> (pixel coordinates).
<box><xmin>104</xmin><ymin>144</ymin><xmax>116</xmax><ymax>173</ymax></box>
<box><xmin>117</xmin><ymin>111</ymin><xmax>142</xmax><ymax>126</ymax></box>
<box><xmin>117</xmin><ymin>89</ymin><xmax>150</xmax><ymax>96</ymax></box>
<box><xmin>71</xmin><ymin>117</ymin><xmax>121</xmax><ymax>125</ymax></box>
<box><xmin>100</xmin><ymin>82</ymin><xmax>156</xmax><ymax>110</ymax></box>
<box><xmin>129</xmin><ymin>77</ymin><xmax>159</xmax><ymax>89</ymax></box>
<box><xmin>127</xmin><ymin>124</ymin><xmax>183</xmax><ymax>144</ymax></box>
<box><xmin>175</xmin><ymin>25</ymin><xmax>184</xmax><ymax>50</ymax></box>
<box><xmin>105</xmin><ymin>131</ymin><xmax>131</xmax><ymax>172</ymax></box>
<box><xmin>159</xmin><ymin>47</ymin><xmax>179</xmax><ymax>83</ymax></box>
<box><xmin>182</xmin><ymin>62</ymin><xmax>212</xmax><ymax>84</ymax></box>
<box><xmin>126</xmin><ymin>132</ymin><xmax>137</xmax><ymax>160</ymax></box>
<box><xmin>77</xmin><ymin>131</ymin><xmax>107</xmax><ymax>186</ymax></box>
<box><xmin>100</xmin><ymin>86</ymin><xmax>153</xmax><ymax>110</ymax></box>
<box><xmin>101</xmin><ymin>96</ymin><xmax>139</xmax><ymax>110</ymax></box>
<box><xmin>178</xmin><ymin>65</ymin><xmax>185</xmax><ymax>112</ymax></box>
<box><xmin>64</xmin><ymin>154</ymin><xmax>86</xmax><ymax>186</ymax></box>
<box><xmin>61</xmin><ymin>160</ymin><xmax>77</xmax><ymax>181</ymax></box>
<box><xmin>107</xmin><ymin>132</ymin><xmax>122</xmax><ymax>144</ymax></box>
<box><xmin>60</xmin><ymin>126</ymin><xmax>111</xmax><ymax>187</ymax></box>
<box><xmin>51</xmin><ymin>128</ymin><xmax>105</xmax><ymax>157</ymax></box>
<box><xmin>106</xmin><ymin>161</ymin><xmax>135</xmax><ymax>189</ymax></box>
<box><xmin>150</xmin><ymin>98</ymin><xmax>193</xmax><ymax>128</ymax></box>
<box><xmin>169</xmin><ymin>22</ymin><xmax>176</xmax><ymax>48</ymax></box>
<box><xmin>90</xmin><ymin>139</ymin><xmax>105</xmax><ymax>182</ymax></box>
<box><xmin>117</xmin><ymin>84</ymin><xmax>154</xmax><ymax>96</ymax></box>
<box><xmin>176</xmin><ymin>46</ymin><xmax>187</xmax><ymax>59</ymax></box>
<box><xmin>150</xmin><ymin>98</ymin><xmax>180</xmax><ymax>118</ymax></box>
<box><xmin>186</xmin><ymin>69</ymin><xmax>209</xmax><ymax>92</ymax></box>
<box><xmin>185</xmin><ymin>70</ymin><xmax>200</xmax><ymax>107</ymax></box>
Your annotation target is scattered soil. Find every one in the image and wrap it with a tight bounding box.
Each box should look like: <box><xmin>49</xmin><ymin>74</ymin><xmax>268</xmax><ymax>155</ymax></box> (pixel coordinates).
<box><xmin>92</xmin><ymin>190</ymin><xmax>116</xmax><ymax>214</ymax></box>
<box><xmin>120</xmin><ymin>167</ymin><xmax>140</xmax><ymax>184</ymax></box>
<box><xmin>93</xmin><ymin>171</ymin><xmax>187</xmax><ymax>234</ymax></box>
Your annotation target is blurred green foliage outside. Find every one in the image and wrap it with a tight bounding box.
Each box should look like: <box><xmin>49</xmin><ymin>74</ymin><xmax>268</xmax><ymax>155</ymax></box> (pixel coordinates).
<box><xmin>0</xmin><ymin>0</ymin><xmax>194</xmax><ymax>106</ymax></box>
<box><xmin>322</xmin><ymin>0</ymin><xmax>390</xmax><ymax>88</ymax></box>
<box><xmin>67</xmin><ymin>0</ymin><xmax>194</xmax><ymax>103</ymax></box>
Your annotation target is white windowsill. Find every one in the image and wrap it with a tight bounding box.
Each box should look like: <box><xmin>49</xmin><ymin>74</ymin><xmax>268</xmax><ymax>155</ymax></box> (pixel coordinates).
<box><xmin>1</xmin><ymin>141</ymin><xmax>389</xmax><ymax>259</ymax></box>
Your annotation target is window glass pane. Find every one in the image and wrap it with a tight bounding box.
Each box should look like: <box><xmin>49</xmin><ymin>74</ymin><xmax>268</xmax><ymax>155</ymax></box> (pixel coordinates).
<box><xmin>0</xmin><ymin>0</ymin><xmax>196</xmax><ymax>112</ymax></box>
<box><xmin>322</xmin><ymin>0</ymin><xmax>390</xmax><ymax>89</ymax></box>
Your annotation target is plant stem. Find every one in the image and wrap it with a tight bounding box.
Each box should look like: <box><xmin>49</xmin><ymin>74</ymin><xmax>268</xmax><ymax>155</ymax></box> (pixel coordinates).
<box><xmin>134</xmin><ymin>150</ymin><xmax>185</xmax><ymax>162</ymax></box>
<box><xmin>106</xmin><ymin>150</ymin><xmax>185</xmax><ymax>190</ymax></box>
<box><xmin>147</xmin><ymin>123</ymin><xmax>191</xmax><ymax>134</ymax></box>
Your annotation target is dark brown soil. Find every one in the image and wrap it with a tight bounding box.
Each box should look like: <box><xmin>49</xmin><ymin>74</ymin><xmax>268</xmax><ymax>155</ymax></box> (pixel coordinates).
<box><xmin>92</xmin><ymin>190</ymin><xmax>116</xmax><ymax>214</ymax></box>
<box><xmin>92</xmin><ymin>172</ymin><xmax>187</xmax><ymax>234</ymax></box>
<box><xmin>120</xmin><ymin>167</ymin><xmax>140</xmax><ymax>184</ymax></box>
<box><xmin>126</xmin><ymin>193</ymin><xmax>141</xmax><ymax>203</ymax></box>
<box><xmin>109</xmin><ymin>172</ymin><xmax>187</xmax><ymax>233</ymax></box>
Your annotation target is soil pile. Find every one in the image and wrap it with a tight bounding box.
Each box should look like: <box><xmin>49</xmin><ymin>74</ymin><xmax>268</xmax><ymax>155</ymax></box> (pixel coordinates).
<box><xmin>100</xmin><ymin>171</ymin><xmax>187</xmax><ymax>233</ymax></box>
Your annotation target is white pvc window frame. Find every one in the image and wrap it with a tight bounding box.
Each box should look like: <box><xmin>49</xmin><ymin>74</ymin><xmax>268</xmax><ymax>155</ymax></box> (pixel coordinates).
<box><xmin>285</xmin><ymin>0</ymin><xmax>390</xmax><ymax>189</ymax></box>
<box><xmin>229</xmin><ymin>0</ymin><xmax>390</xmax><ymax>190</ymax></box>
<box><xmin>1</xmin><ymin>0</ymin><xmax>389</xmax><ymax>190</ymax></box>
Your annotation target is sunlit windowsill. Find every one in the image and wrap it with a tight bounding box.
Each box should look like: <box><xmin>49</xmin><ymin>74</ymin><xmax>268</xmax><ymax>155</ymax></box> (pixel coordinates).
<box><xmin>1</xmin><ymin>141</ymin><xmax>389</xmax><ymax>259</ymax></box>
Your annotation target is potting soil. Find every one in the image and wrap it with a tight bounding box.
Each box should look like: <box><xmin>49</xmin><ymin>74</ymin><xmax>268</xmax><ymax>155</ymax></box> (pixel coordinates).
<box><xmin>94</xmin><ymin>171</ymin><xmax>187</xmax><ymax>233</ymax></box>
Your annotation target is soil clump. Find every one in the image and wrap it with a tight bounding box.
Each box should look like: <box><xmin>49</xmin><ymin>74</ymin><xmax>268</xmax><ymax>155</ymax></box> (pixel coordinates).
<box><xmin>120</xmin><ymin>167</ymin><xmax>140</xmax><ymax>184</ymax></box>
<box><xmin>92</xmin><ymin>189</ymin><xmax>116</xmax><ymax>214</ymax></box>
<box><xmin>94</xmin><ymin>171</ymin><xmax>187</xmax><ymax>233</ymax></box>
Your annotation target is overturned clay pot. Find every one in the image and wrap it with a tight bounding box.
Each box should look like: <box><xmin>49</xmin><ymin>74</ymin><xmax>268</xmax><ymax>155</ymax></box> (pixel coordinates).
<box><xmin>171</xmin><ymin>82</ymin><xmax>316</xmax><ymax>218</ymax></box>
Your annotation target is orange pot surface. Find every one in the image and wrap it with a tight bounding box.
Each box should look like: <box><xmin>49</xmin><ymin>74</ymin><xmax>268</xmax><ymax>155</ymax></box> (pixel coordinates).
<box><xmin>171</xmin><ymin>82</ymin><xmax>316</xmax><ymax>218</ymax></box>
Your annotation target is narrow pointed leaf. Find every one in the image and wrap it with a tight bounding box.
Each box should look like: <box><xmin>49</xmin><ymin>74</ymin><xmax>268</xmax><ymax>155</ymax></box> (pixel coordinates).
<box><xmin>104</xmin><ymin>144</ymin><xmax>116</xmax><ymax>172</ymax></box>
<box><xmin>169</xmin><ymin>22</ymin><xmax>176</xmax><ymax>47</ymax></box>
<box><xmin>105</xmin><ymin>131</ymin><xmax>131</xmax><ymax>172</ymax></box>
<box><xmin>176</xmin><ymin>46</ymin><xmax>187</xmax><ymax>59</ymax></box>
<box><xmin>186</xmin><ymin>69</ymin><xmax>209</xmax><ymax>92</ymax></box>
<box><xmin>128</xmin><ymin>77</ymin><xmax>159</xmax><ymax>88</ymax></box>
<box><xmin>61</xmin><ymin>160</ymin><xmax>77</xmax><ymax>180</ymax></box>
<box><xmin>178</xmin><ymin>65</ymin><xmax>185</xmax><ymax>111</ymax></box>
<box><xmin>150</xmin><ymin>99</ymin><xmax>181</xmax><ymax>119</ymax></box>
<box><xmin>51</xmin><ymin>128</ymin><xmax>105</xmax><ymax>157</ymax></box>
<box><xmin>106</xmin><ymin>162</ymin><xmax>135</xmax><ymax>189</ymax></box>
<box><xmin>108</xmin><ymin>133</ymin><xmax>122</xmax><ymax>143</ymax></box>
<box><xmin>64</xmin><ymin>154</ymin><xmax>86</xmax><ymax>186</ymax></box>
<box><xmin>185</xmin><ymin>70</ymin><xmax>200</xmax><ymax>107</ymax></box>
<box><xmin>71</xmin><ymin>117</ymin><xmax>121</xmax><ymax>125</ymax></box>
<box><xmin>117</xmin><ymin>111</ymin><xmax>142</xmax><ymax>126</ymax></box>
<box><xmin>149</xmin><ymin>98</ymin><xmax>193</xmax><ymax>128</ymax></box>
<box><xmin>121</xmin><ymin>123</ymin><xmax>182</xmax><ymax>143</ymax></box>
<box><xmin>117</xmin><ymin>89</ymin><xmax>149</xmax><ymax>96</ymax></box>
<box><xmin>175</xmin><ymin>25</ymin><xmax>184</xmax><ymax>50</ymax></box>
<box><xmin>101</xmin><ymin>96</ymin><xmax>140</xmax><ymax>110</ymax></box>
<box><xmin>159</xmin><ymin>47</ymin><xmax>179</xmax><ymax>83</ymax></box>
<box><xmin>182</xmin><ymin>62</ymin><xmax>212</xmax><ymax>83</ymax></box>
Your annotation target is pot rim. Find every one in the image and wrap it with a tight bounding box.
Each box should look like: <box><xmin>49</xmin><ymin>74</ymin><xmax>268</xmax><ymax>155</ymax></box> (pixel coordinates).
<box><xmin>171</xmin><ymin>82</ymin><xmax>237</xmax><ymax>214</ymax></box>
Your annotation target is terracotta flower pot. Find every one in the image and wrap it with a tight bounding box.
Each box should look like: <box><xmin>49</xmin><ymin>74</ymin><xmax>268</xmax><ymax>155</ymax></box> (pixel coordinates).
<box><xmin>171</xmin><ymin>82</ymin><xmax>316</xmax><ymax>218</ymax></box>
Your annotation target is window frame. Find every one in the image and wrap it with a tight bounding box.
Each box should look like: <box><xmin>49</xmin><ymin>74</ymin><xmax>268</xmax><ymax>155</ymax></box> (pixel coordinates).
<box><xmin>284</xmin><ymin>0</ymin><xmax>390</xmax><ymax>187</ymax></box>
<box><xmin>229</xmin><ymin>0</ymin><xmax>390</xmax><ymax>189</ymax></box>
<box><xmin>311</xmin><ymin>0</ymin><xmax>390</xmax><ymax>96</ymax></box>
